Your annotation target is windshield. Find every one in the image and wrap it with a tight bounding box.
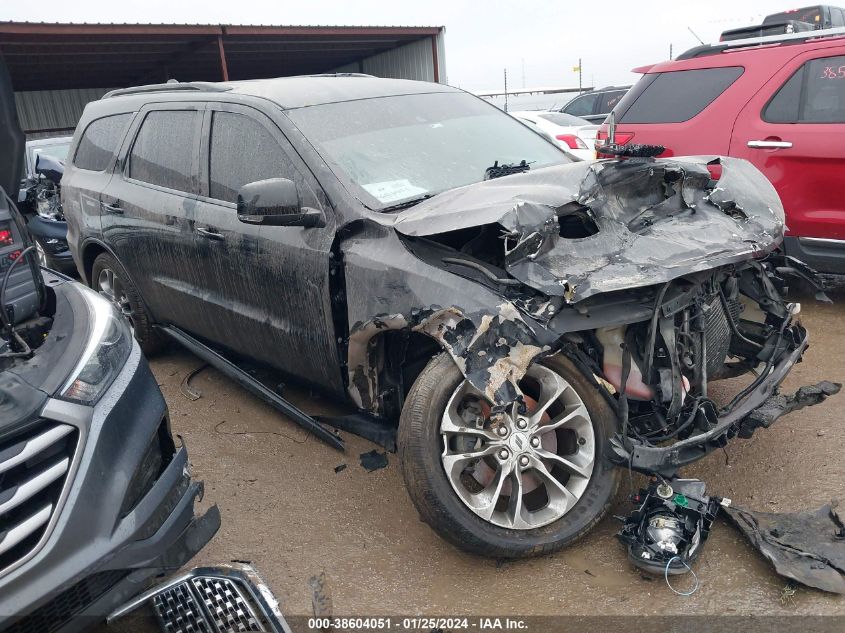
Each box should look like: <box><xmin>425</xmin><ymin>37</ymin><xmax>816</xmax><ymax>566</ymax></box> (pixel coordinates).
<box><xmin>286</xmin><ymin>91</ymin><xmax>571</xmax><ymax>209</ymax></box>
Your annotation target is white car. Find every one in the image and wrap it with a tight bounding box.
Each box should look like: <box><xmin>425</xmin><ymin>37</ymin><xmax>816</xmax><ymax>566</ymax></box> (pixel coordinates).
<box><xmin>510</xmin><ymin>110</ymin><xmax>599</xmax><ymax>160</ymax></box>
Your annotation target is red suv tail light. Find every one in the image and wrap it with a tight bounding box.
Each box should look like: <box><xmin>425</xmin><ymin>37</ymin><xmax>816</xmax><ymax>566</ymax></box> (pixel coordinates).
<box><xmin>595</xmin><ymin>128</ymin><xmax>635</xmax><ymax>157</ymax></box>
<box><xmin>555</xmin><ymin>134</ymin><xmax>588</xmax><ymax>150</ymax></box>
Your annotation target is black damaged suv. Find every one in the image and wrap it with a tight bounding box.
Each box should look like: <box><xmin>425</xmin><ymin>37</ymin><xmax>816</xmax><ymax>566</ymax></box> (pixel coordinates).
<box><xmin>63</xmin><ymin>75</ymin><xmax>837</xmax><ymax>558</ymax></box>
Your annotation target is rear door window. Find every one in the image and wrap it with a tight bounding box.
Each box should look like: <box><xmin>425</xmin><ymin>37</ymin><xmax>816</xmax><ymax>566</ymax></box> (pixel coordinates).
<box><xmin>73</xmin><ymin>114</ymin><xmax>131</xmax><ymax>172</ymax></box>
<box><xmin>127</xmin><ymin>110</ymin><xmax>198</xmax><ymax>193</ymax></box>
<box><xmin>617</xmin><ymin>67</ymin><xmax>744</xmax><ymax>123</ymax></box>
<box><xmin>563</xmin><ymin>93</ymin><xmax>598</xmax><ymax>117</ymax></box>
<box><xmin>765</xmin><ymin>55</ymin><xmax>845</xmax><ymax>123</ymax></box>
<box><xmin>208</xmin><ymin>111</ymin><xmax>297</xmax><ymax>204</ymax></box>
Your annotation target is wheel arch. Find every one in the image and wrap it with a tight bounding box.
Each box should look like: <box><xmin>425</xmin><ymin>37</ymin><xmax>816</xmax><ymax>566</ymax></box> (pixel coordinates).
<box><xmin>79</xmin><ymin>238</ymin><xmax>112</xmax><ymax>287</ymax></box>
<box><xmin>80</xmin><ymin>239</ymin><xmax>158</xmax><ymax>323</ymax></box>
<box><xmin>346</xmin><ymin>304</ymin><xmax>560</xmax><ymax>421</ymax></box>
<box><xmin>348</xmin><ymin>326</ymin><xmax>443</xmax><ymax>422</ymax></box>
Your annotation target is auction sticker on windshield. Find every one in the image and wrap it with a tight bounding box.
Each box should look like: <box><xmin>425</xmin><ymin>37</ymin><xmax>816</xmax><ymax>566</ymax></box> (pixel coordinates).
<box><xmin>362</xmin><ymin>179</ymin><xmax>427</xmax><ymax>203</ymax></box>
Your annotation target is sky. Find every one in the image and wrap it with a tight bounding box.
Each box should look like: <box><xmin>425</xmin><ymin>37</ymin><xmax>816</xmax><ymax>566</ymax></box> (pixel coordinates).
<box><xmin>1</xmin><ymin>1</ymin><xmax>800</xmax><ymax>91</ymax></box>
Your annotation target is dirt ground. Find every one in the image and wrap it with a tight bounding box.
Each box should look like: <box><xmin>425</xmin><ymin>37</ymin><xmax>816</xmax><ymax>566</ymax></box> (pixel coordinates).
<box><xmin>147</xmin><ymin>287</ymin><xmax>845</xmax><ymax>624</ymax></box>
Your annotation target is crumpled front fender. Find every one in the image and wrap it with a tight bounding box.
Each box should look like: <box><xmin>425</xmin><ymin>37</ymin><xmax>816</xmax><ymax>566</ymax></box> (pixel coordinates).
<box><xmin>341</xmin><ymin>225</ymin><xmax>557</xmax><ymax>412</ymax></box>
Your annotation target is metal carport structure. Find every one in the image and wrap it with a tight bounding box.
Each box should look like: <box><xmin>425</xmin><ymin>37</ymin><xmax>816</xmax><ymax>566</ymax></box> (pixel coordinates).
<box><xmin>0</xmin><ymin>22</ymin><xmax>447</xmax><ymax>137</ymax></box>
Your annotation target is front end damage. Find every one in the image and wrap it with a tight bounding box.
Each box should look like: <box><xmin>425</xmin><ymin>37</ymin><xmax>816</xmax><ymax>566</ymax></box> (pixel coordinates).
<box><xmin>342</xmin><ymin>155</ymin><xmax>839</xmax><ymax>477</ymax></box>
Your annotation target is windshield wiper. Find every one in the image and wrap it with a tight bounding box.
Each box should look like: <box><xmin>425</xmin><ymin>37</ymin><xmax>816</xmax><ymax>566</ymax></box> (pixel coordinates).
<box><xmin>380</xmin><ymin>193</ymin><xmax>435</xmax><ymax>212</ymax></box>
<box><xmin>484</xmin><ymin>160</ymin><xmax>530</xmax><ymax>181</ymax></box>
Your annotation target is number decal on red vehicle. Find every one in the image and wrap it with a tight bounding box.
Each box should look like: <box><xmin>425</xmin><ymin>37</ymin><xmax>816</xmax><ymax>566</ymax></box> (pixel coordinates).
<box><xmin>820</xmin><ymin>66</ymin><xmax>845</xmax><ymax>79</ymax></box>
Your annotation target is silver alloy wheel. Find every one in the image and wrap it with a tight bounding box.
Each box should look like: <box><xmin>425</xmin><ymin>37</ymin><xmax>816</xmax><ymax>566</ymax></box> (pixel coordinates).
<box><xmin>440</xmin><ymin>362</ymin><xmax>595</xmax><ymax>529</ymax></box>
<box><xmin>97</xmin><ymin>267</ymin><xmax>136</xmax><ymax>331</ymax></box>
<box><xmin>35</xmin><ymin>240</ymin><xmax>48</xmax><ymax>267</ymax></box>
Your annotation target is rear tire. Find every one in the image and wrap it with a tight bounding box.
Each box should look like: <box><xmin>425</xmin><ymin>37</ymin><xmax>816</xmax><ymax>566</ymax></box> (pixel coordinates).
<box><xmin>398</xmin><ymin>352</ymin><xmax>619</xmax><ymax>558</ymax></box>
<box><xmin>91</xmin><ymin>252</ymin><xmax>164</xmax><ymax>355</ymax></box>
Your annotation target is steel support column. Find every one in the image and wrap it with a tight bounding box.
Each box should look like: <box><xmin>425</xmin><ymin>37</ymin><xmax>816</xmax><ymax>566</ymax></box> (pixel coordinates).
<box><xmin>431</xmin><ymin>35</ymin><xmax>439</xmax><ymax>83</ymax></box>
<box><xmin>217</xmin><ymin>35</ymin><xmax>229</xmax><ymax>81</ymax></box>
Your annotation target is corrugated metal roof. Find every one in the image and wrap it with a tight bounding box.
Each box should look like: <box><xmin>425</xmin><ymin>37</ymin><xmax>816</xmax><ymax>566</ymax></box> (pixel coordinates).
<box><xmin>0</xmin><ymin>21</ymin><xmax>444</xmax><ymax>91</ymax></box>
<box><xmin>9</xmin><ymin>22</ymin><xmax>447</xmax><ymax>136</ymax></box>
<box><xmin>0</xmin><ymin>21</ymin><xmax>443</xmax><ymax>29</ymax></box>
<box><xmin>15</xmin><ymin>87</ymin><xmax>110</xmax><ymax>134</ymax></box>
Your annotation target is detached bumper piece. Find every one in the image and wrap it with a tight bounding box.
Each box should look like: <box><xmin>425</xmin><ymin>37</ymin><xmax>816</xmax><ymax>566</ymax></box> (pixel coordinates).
<box><xmin>108</xmin><ymin>564</ymin><xmax>291</xmax><ymax>633</ymax></box>
<box><xmin>739</xmin><ymin>380</ymin><xmax>841</xmax><ymax>438</ymax></box>
<box><xmin>724</xmin><ymin>502</ymin><xmax>845</xmax><ymax>594</ymax></box>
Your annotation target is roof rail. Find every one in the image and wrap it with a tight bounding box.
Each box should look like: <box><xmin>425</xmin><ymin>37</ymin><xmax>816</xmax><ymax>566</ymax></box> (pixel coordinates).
<box><xmin>677</xmin><ymin>26</ymin><xmax>845</xmax><ymax>60</ymax></box>
<box><xmin>103</xmin><ymin>81</ymin><xmax>231</xmax><ymax>99</ymax></box>
<box><xmin>306</xmin><ymin>73</ymin><xmax>375</xmax><ymax>78</ymax></box>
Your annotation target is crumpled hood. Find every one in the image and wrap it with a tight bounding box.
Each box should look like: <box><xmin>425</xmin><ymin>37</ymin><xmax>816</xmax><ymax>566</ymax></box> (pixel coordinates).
<box><xmin>394</xmin><ymin>156</ymin><xmax>785</xmax><ymax>301</ymax></box>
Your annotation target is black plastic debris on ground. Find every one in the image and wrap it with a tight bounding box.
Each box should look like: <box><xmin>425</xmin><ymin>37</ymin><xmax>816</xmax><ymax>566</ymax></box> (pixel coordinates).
<box><xmin>334</xmin><ymin>463</ymin><xmax>347</xmax><ymax>474</ymax></box>
<box><xmin>359</xmin><ymin>450</ymin><xmax>388</xmax><ymax>472</ymax></box>
<box><xmin>725</xmin><ymin>500</ymin><xmax>845</xmax><ymax>594</ymax></box>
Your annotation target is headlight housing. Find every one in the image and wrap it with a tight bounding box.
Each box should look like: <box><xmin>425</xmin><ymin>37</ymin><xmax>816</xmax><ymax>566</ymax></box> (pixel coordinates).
<box><xmin>60</xmin><ymin>288</ymin><xmax>133</xmax><ymax>404</ymax></box>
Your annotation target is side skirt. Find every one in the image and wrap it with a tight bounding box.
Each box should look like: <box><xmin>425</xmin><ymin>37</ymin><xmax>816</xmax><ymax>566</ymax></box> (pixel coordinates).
<box><xmin>157</xmin><ymin>325</ymin><xmax>344</xmax><ymax>451</ymax></box>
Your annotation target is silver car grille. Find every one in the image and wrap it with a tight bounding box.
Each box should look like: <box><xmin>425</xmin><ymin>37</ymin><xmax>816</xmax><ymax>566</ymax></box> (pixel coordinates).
<box><xmin>0</xmin><ymin>423</ymin><xmax>77</xmax><ymax>574</ymax></box>
<box><xmin>107</xmin><ymin>564</ymin><xmax>292</xmax><ymax>633</ymax></box>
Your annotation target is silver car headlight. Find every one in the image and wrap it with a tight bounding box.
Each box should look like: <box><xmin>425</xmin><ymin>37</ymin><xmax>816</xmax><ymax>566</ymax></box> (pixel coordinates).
<box><xmin>60</xmin><ymin>288</ymin><xmax>133</xmax><ymax>404</ymax></box>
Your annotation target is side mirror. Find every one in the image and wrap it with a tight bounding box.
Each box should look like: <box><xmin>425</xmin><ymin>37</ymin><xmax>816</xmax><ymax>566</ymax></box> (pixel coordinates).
<box><xmin>236</xmin><ymin>178</ymin><xmax>325</xmax><ymax>228</ymax></box>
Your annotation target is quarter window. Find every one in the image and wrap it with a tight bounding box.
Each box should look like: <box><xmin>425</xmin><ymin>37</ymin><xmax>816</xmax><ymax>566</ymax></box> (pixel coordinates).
<box><xmin>127</xmin><ymin>111</ymin><xmax>198</xmax><ymax>192</ymax></box>
<box><xmin>764</xmin><ymin>70</ymin><xmax>803</xmax><ymax>122</ymax></box>
<box><xmin>617</xmin><ymin>67</ymin><xmax>744</xmax><ymax>123</ymax></box>
<box><xmin>765</xmin><ymin>55</ymin><xmax>845</xmax><ymax>123</ymax></box>
<box><xmin>208</xmin><ymin>111</ymin><xmax>295</xmax><ymax>203</ymax></box>
<box><xmin>73</xmin><ymin>114</ymin><xmax>131</xmax><ymax>172</ymax></box>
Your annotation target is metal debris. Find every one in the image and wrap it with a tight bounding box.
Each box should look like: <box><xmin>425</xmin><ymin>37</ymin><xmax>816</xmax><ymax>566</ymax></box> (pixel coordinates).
<box><xmin>179</xmin><ymin>362</ymin><xmax>208</xmax><ymax>401</ymax></box>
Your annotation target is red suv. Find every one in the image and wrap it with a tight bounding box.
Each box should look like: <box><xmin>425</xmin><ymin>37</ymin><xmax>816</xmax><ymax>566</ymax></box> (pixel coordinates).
<box><xmin>597</xmin><ymin>29</ymin><xmax>845</xmax><ymax>275</ymax></box>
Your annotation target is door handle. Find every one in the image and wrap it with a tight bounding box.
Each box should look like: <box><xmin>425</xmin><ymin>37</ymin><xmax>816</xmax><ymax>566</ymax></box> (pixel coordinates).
<box><xmin>196</xmin><ymin>227</ymin><xmax>225</xmax><ymax>241</ymax></box>
<box><xmin>747</xmin><ymin>139</ymin><xmax>793</xmax><ymax>149</ymax></box>
<box><xmin>100</xmin><ymin>201</ymin><xmax>123</xmax><ymax>214</ymax></box>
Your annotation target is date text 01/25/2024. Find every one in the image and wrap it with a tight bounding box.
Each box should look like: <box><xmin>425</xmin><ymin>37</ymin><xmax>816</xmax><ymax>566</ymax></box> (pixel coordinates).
<box><xmin>307</xmin><ymin>617</ymin><xmax>528</xmax><ymax>630</ymax></box>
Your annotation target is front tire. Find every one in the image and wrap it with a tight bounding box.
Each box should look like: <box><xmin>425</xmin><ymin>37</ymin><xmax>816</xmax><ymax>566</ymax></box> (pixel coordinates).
<box><xmin>398</xmin><ymin>352</ymin><xmax>619</xmax><ymax>558</ymax></box>
<box><xmin>91</xmin><ymin>252</ymin><xmax>164</xmax><ymax>355</ymax></box>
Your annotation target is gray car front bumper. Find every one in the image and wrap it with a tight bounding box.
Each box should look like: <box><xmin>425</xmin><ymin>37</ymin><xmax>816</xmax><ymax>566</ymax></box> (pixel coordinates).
<box><xmin>0</xmin><ymin>280</ymin><xmax>219</xmax><ymax>632</ymax></box>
